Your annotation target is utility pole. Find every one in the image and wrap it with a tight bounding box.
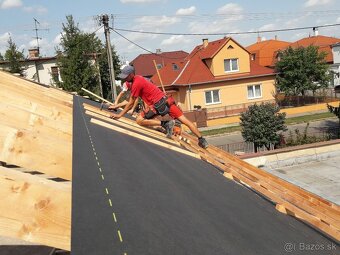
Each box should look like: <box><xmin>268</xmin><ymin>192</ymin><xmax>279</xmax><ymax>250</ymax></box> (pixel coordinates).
<box><xmin>101</xmin><ymin>14</ymin><xmax>117</xmax><ymax>101</ymax></box>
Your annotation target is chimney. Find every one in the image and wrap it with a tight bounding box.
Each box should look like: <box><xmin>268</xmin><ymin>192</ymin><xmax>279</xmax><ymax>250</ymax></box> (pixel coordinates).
<box><xmin>28</xmin><ymin>48</ymin><xmax>39</xmax><ymax>59</ymax></box>
<box><xmin>202</xmin><ymin>38</ymin><xmax>208</xmax><ymax>48</ymax></box>
<box><xmin>313</xmin><ymin>27</ymin><xmax>319</xmax><ymax>36</ymax></box>
<box><xmin>156</xmin><ymin>49</ymin><xmax>161</xmax><ymax>54</ymax></box>
<box><xmin>257</xmin><ymin>36</ymin><xmax>261</xmax><ymax>43</ymax></box>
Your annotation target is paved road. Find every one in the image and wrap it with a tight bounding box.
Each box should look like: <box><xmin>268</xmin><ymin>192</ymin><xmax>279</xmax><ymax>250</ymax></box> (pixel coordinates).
<box><xmin>72</xmin><ymin>97</ymin><xmax>339</xmax><ymax>255</ymax></box>
<box><xmin>207</xmin><ymin>118</ymin><xmax>339</xmax><ymax>147</ymax></box>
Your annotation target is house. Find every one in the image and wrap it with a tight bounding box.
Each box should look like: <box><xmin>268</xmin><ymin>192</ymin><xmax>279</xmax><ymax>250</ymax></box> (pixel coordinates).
<box><xmin>331</xmin><ymin>42</ymin><xmax>340</xmax><ymax>90</ymax></box>
<box><xmin>151</xmin><ymin>37</ymin><xmax>277</xmax><ymax>118</ymax></box>
<box><xmin>288</xmin><ymin>34</ymin><xmax>340</xmax><ymax>64</ymax></box>
<box><xmin>130</xmin><ymin>49</ymin><xmax>188</xmax><ymax>79</ymax></box>
<box><xmin>0</xmin><ymin>48</ymin><xmax>60</xmax><ymax>86</ymax></box>
<box><xmin>246</xmin><ymin>36</ymin><xmax>291</xmax><ymax>68</ymax></box>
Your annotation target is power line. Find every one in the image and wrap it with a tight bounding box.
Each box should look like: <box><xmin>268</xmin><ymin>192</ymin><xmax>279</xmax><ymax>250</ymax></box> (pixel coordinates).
<box><xmin>111</xmin><ymin>28</ymin><xmax>189</xmax><ymax>60</ymax></box>
<box><xmin>114</xmin><ymin>23</ymin><xmax>340</xmax><ymax>36</ymax></box>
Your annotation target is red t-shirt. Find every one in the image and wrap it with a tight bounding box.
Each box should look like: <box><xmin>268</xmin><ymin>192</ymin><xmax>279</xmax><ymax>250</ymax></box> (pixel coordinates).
<box><xmin>130</xmin><ymin>75</ymin><xmax>164</xmax><ymax>105</ymax></box>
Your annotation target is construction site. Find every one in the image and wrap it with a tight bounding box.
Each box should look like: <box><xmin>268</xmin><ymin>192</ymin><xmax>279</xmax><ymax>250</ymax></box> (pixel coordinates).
<box><xmin>0</xmin><ymin>70</ymin><xmax>339</xmax><ymax>254</ymax></box>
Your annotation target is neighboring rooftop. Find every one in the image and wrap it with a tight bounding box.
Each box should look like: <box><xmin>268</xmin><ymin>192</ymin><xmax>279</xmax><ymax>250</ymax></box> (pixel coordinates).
<box><xmin>130</xmin><ymin>50</ymin><xmax>188</xmax><ymax>78</ymax></box>
<box><xmin>151</xmin><ymin>37</ymin><xmax>276</xmax><ymax>87</ymax></box>
<box><xmin>246</xmin><ymin>38</ymin><xmax>291</xmax><ymax>67</ymax></box>
<box><xmin>289</xmin><ymin>35</ymin><xmax>340</xmax><ymax>63</ymax></box>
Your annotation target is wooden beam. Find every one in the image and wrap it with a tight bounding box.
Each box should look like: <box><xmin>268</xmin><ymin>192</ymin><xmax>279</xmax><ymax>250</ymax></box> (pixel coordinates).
<box><xmin>0</xmin><ymin>166</ymin><xmax>71</xmax><ymax>250</ymax></box>
<box><xmin>0</xmin><ymin>124</ymin><xmax>72</xmax><ymax>180</ymax></box>
<box><xmin>0</xmin><ymin>103</ymin><xmax>72</xmax><ymax>138</ymax></box>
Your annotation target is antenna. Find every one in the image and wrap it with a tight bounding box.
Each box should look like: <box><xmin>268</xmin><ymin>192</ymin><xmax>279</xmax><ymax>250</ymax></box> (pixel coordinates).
<box><xmin>32</xmin><ymin>18</ymin><xmax>49</xmax><ymax>55</ymax></box>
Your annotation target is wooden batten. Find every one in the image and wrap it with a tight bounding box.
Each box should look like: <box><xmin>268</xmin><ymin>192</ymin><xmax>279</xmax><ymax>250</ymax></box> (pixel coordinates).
<box><xmin>0</xmin><ymin>166</ymin><xmax>71</xmax><ymax>250</ymax></box>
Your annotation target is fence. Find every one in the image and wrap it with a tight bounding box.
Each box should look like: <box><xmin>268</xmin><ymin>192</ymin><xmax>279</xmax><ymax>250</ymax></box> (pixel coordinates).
<box><xmin>215</xmin><ymin>126</ymin><xmax>340</xmax><ymax>155</ymax></box>
<box><xmin>206</xmin><ymin>100</ymin><xmax>275</xmax><ymax>120</ymax></box>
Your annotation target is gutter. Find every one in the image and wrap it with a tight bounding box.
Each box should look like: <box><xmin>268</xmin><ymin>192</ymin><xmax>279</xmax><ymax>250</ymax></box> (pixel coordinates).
<box><xmin>173</xmin><ymin>72</ymin><xmax>278</xmax><ymax>87</ymax></box>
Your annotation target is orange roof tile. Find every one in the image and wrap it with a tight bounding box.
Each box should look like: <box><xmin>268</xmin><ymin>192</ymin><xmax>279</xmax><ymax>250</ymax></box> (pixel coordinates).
<box><xmin>288</xmin><ymin>35</ymin><xmax>340</xmax><ymax>63</ymax></box>
<box><xmin>151</xmin><ymin>38</ymin><xmax>275</xmax><ymax>87</ymax></box>
<box><xmin>130</xmin><ymin>51</ymin><xmax>188</xmax><ymax>77</ymax></box>
<box><xmin>246</xmin><ymin>39</ymin><xmax>291</xmax><ymax>67</ymax></box>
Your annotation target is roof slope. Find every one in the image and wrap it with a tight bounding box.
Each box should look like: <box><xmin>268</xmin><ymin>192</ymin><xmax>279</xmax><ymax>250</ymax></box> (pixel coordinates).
<box><xmin>71</xmin><ymin>98</ymin><xmax>339</xmax><ymax>254</ymax></box>
<box><xmin>246</xmin><ymin>39</ymin><xmax>291</xmax><ymax>67</ymax></box>
<box><xmin>151</xmin><ymin>38</ymin><xmax>275</xmax><ymax>86</ymax></box>
<box><xmin>289</xmin><ymin>35</ymin><xmax>340</xmax><ymax>63</ymax></box>
<box><xmin>131</xmin><ymin>50</ymin><xmax>188</xmax><ymax>77</ymax></box>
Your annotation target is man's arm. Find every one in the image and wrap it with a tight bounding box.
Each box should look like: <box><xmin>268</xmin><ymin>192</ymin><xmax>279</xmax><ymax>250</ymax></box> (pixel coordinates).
<box><xmin>110</xmin><ymin>95</ymin><xmax>137</xmax><ymax>119</ymax></box>
<box><xmin>108</xmin><ymin>91</ymin><xmax>125</xmax><ymax>110</ymax></box>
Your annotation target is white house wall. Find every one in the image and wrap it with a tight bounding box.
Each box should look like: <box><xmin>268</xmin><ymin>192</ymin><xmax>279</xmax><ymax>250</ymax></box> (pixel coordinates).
<box><xmin>23</xmin><ymin>59</ymin><xmax>60</xmax><ymax>86</ymax></box>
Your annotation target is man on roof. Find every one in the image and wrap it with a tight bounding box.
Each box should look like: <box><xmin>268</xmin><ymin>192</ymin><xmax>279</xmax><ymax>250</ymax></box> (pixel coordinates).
<box><xmin>109</xmin><ymin>65</ymin><xmax>209</xmax><ymax>149</ymax></box>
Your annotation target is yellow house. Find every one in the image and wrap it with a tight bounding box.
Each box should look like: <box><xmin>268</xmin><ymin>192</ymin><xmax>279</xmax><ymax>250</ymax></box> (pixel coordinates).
<box><xmin>151</xmin><ymin>37</ymin><xmax>277</xmax><ymax>118</ymax></box>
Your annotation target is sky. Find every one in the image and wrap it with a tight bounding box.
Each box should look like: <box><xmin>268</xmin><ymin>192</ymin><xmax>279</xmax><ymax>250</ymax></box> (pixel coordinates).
<box><xmin>1</xmin><ymin>0</ymin><xmax>340</xmax><ymax>62</ymax></box>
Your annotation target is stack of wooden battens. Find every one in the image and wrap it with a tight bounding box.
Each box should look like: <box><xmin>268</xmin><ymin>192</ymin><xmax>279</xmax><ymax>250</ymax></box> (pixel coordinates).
<box><xmin>82</xmin><ymin>102</ymin><xmax>340</xmax><ymax>242</ymax></box>
<box><xmin>0</xmin><ymin>71</ymin><xmax>72</xmax><ymax>250</ymax></box>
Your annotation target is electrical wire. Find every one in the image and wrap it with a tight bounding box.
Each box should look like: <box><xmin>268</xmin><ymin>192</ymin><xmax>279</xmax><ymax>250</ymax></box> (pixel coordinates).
<box><xmin>114</xmin><ymin>23</ymin><xmax>340</xmax><ymax>36</ymax></box>
<box><xmin>111</xmin><ymin>27</ymin><xmax>189</xmax><ymax>60</ymax></box>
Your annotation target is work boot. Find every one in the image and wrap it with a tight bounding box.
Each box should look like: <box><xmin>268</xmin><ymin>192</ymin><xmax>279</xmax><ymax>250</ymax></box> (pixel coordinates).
<box><xmin>198</xmin><ymin>137</ymin><xmax>208</xmax><ymax>149</ymax></box>
<box><xmin>164</xmin><ymin>120</ymin><xmax>175</xmax><ymax>138</ymax></box>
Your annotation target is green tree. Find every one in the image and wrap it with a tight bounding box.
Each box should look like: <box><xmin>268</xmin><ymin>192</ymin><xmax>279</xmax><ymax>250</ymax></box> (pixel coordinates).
<box><xmin>56</xmin><ymin>15</ymin><xmax>120</xmax><ymax>96</ymax></box>
<box><xmin>4</xmin><ymin>37</ymin><xmax>24</xmax><ymax>74</ymax></box>
<box><xmin>275</xmin><ymin>46</ymin><xmax>331</xmax><ymax>97</ymax></box>
<box><xmin>240</xmin><ymin>103</ymin><xmax>287</xmax><ymax>152</ymax></box>
<box><xmin>0</xmin><ymin>52</ymin><xmax>4</xmax><ymax>61</ymax></box>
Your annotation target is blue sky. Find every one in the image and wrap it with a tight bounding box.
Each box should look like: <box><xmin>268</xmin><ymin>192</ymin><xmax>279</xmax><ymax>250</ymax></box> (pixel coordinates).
<box><xmin>1</xmin><ymin>0</ymin><xmax>340</xmax><ymax>62</ymax></box>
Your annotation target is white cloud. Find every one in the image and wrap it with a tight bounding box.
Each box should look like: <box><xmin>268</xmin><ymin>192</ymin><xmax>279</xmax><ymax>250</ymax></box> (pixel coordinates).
<box><xmin>23</xmin><ymin>5</ymin><xmax>48</xmax><ymax>14</ymax></box>
<box><xmin>176</xmin><ymin>6</ymin><xmax>196</xmax><ymax>16</ymax></box>
<box><xmin>161</xmin><ymin>35</ymin><xmax>191</xmax><ymax>46</ymax></box>
<box><xmin>216</xmin><ymin>3</ymin><xmax>243</xmax><ymax>15</ymax></box>
<box><xmin>120</xmin><ymin>0</ymin><xmax>160</xmax><ymax>3</ymax></box>
<box><xmin>134</xmin><ymin>15</ymin><xmax>180</xmax><ymax>29</ymax></box>
<box><xmin>0</xmin><ymin>32</ymin><xmax>11</xmax><ymax>54</ymax></box>
<box><xmin>304</xmin><ymin>0</ymin><xmax>333</xmax><ymax>7</ymax></box>
<box><xmin>0</xmin><ymin>0</ymin><xmax>23</xmax><ymax>9</ymax></box>
<box><xmin>259</xmin><ymin>23</ymin><xmax>276</xmax><ymax>31</ymax></box>
<box><xmin>337</xmin><ymin>16</ymin><xmax>340</xmax><ymax>23</ymax></box>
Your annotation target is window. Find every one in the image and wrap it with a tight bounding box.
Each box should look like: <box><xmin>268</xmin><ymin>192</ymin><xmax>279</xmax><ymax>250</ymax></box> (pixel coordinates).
<box><xmin>205</xmin><ymin>90</ymin><xmax>220</xmax><ymax>105</ymax></box>
<box><xmin>251</xmin><ymin>53</ymin><xmax>256</xmax><ymax>61</ymax></box>
<box><xmin>247</xmin><ymin>84</ymin><xmax>262</xmax><ymax>99</ymax></box>
<box><xmin>51</xmin><ymin>66</ymin><xmax>59</xmax><ymax>82</ymax></box>
<box><xmin>156</xmin><ymin>64</ymin><xmax>163</xmax><ymax>69</ymax></box>
<box><xmin>224</xmin><ymin>58</ymin><xmax>239</xmax><ymax>72</ymax></box>
<box><xmin>172</xmin><ymin>63</ymin><xmax>179</xmax><ymax>70</ymax></box>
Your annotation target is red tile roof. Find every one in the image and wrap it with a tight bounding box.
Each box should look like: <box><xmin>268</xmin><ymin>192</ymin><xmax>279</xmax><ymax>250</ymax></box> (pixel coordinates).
<box><xmin>130</xmin><ymin>51</ymin><xmax>188</xmax><ymax>77</ymax></box>
<box><xmin>246</xmin><ymin>39</ymin><xmax>291</xmax><ymax>67</ymax></box>
<box><xmin>288</xmin><ymin>35</ymin><xmax>340</xmax><ymax>63</ymax></box>
<box><xmin>151</xmin><ymin>38</ymin><xmax>275</xmax><ymax>87</ymax></box>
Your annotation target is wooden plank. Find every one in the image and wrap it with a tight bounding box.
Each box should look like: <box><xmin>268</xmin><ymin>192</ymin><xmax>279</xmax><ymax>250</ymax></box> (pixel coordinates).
<box><xmin>0</xmin><ymin>71</ymin><xmax>72</xmax><ymax>107</ymax></box>
<box><xmin>0</xmin><ymin>124</ymin><xmax>72</xmax><ymax>180</ymax></box>
<box><xmin>0</xmin><ymin>103</ymin><xmax>72</xmax><ymax>138</ymax></box>
<box><xmin>0</xmin><ymin>82</ymin><xmax>72</xmax><ymax>114</ymax></box>
<box><xmin>90</xmin><ymin>118</ymin><xmax>200</xmax><ymax>159</ymax></box>
<box><xmin>0</xmin><ymin>166</ymin><xmax>71</xmax><ymax>250</ymax></box>
<box><xmin>84</xmin><ymin>109</ymin><xmax>179</xmax><ymax>147</ymax></box>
